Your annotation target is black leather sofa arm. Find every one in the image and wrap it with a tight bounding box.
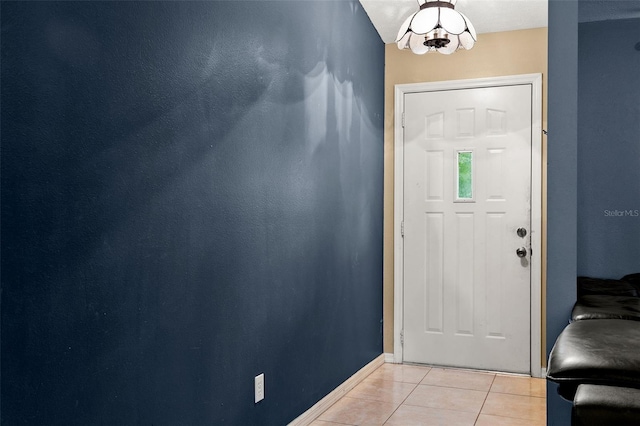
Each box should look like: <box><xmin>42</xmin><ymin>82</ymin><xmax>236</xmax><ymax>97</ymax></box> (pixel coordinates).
<box><xmin>547</xmin><ymin>319</ymin><xmax>640</xmax><ymax>399</ymax></box>
<box><xmin>573</xmin><ymin>384</ymin><xmax>640</xmax><ymax>426</ymax></box>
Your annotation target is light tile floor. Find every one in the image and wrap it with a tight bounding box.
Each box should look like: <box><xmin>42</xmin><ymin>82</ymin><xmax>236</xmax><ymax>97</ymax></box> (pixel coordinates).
<box><xmin>312</xmin><ymin>364</ymin><xmax>546</xmax><ymax>426</ymax></box>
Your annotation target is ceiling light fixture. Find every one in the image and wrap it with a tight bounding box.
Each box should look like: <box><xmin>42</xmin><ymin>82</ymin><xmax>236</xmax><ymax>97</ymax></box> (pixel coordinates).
<box><xmin>396</xmin><ymin>0</ymin><xmax>477</xmax><ymax>55</ymax></box>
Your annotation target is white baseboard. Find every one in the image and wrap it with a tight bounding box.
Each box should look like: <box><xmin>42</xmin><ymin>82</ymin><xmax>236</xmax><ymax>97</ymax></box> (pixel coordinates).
<box><xmin>288</xmin><ymin>353</ymin><xmax>385</xmax><ymax>426</ymax></box>
<box><xmin>384</xmin><ymin>353</ymin><xmax>396</xmax><ymax>363</ymax></box>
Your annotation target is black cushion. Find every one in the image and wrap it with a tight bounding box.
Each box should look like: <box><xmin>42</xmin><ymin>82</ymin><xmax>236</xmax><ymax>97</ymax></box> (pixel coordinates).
<box><xmin>572</xmin><ymin>295</ymin><xmax>640</xmax><ymax>321</ymax></box>
<box><xmin>621</xmin><ymin>273</ymin><xmax>640</xmax><ymax>289</ymax></box>
<box><xmin>577</xmin><ymin>276</ymin><xmax>639</xmax><ymax>298</ymax></box>
<box><xmin>573</xmin><ymin>384</ymin><xmax>640</xmax><ymax>426</ymax></box>
<box><xmin>547</xmin><ymin>320</ymin><xmax>640</xmax><ymax>392</ymax></box>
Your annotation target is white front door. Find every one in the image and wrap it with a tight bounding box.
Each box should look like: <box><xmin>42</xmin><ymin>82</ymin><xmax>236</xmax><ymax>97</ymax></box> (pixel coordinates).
<box><xmin>402</xmin><ymin>83</ymin><xmax>532</xmax><ymax>373</ymax></box>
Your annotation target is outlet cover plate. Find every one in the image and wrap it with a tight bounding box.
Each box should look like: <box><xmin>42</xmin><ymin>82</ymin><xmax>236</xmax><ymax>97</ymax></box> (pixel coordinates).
<box><xmin>255</xmin><ymin>373</ymin><xmax>264</xmax><ymax>403</ymax></box>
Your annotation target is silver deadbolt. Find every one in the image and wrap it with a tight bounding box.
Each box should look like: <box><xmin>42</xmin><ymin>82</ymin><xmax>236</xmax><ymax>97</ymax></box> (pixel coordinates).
<box><xmin>517</xmin><ymin>227</ymin><xmax>527</xmax><ymax>238</ymax></box>
<box><xmin>516</xmin><ymin>247</ymin><xmax>527</xmax><ymax>258</ymax></box>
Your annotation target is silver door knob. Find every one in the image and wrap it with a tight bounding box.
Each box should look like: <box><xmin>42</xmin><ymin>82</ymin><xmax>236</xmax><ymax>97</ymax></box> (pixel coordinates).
<box><xmin>516</xmin><ymin>247</ymin><xmax>527</xmax><ymax>258</ymax></box>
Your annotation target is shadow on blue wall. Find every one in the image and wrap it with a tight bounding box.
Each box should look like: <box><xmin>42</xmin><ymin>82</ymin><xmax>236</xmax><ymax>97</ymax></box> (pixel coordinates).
<box><xmin>578</xmin><ymin>17</ymin><xmax>640</xmax><ymax>278</ymax></box>
<box><xmin>1</xmin><ymin>2</ymin><xmax>384</xmax><ymax>424</ymax></box>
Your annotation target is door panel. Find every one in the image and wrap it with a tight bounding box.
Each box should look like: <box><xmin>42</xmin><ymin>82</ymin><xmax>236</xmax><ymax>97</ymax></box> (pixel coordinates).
<box><xmin>403</xmin><ymin>84</ymin><xmax>532</xmax><ymax>373</ymax></box>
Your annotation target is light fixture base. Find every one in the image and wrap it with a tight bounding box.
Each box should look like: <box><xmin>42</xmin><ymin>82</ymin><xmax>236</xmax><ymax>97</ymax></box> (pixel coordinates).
<box><xmin>424</xmin><ymin>29</ymin><xmax>450</xmax><ymax>48</ymax></box>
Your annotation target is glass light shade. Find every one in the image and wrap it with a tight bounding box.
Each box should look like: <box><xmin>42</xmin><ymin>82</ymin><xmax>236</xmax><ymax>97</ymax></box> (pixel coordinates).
<box><xmin>410</xmin><ymin>8</ymin><xmax>439</xmax><ymax>34</ymax></box>
<box><xmin>439</xmin><ymin>8</ymin><xmax>466</xmax><ymax>34</ymax></box>
<box><xmin>408</xmin><ymin>33</ymin><xmax>430</xmax><ymax>55</ymax></box>
<box><xmin>459</xmin><ymin>12</ymin><xmax>477</xmax><ymax>40</ymax></box>
<box><xmin>396</xmin><ymin>0</ymin><xmax>477</xmax><ymax>55</ymax></box>
<box><xmin>439</xmin><ymin>36</ymin><xmax>459</xmax><ymax>55</ymax></box>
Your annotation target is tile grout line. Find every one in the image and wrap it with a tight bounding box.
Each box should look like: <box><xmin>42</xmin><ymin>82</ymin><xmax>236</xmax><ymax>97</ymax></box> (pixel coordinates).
<box><xmin>474</xmin><ymin>373</ymin><xmax>497</xmax><ymax>425</ymax></box>
<box><xmin>380</xmin><ymin>371</ymin><xmax>430</xmax><ymax>425</ymax></box>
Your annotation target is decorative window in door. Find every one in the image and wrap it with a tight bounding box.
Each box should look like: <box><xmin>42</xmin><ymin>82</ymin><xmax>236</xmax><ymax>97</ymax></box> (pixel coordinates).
<box><xmin>455</xmin><ymin>150</ymin><xmax>474</xmax><ymax>202</ymax></box>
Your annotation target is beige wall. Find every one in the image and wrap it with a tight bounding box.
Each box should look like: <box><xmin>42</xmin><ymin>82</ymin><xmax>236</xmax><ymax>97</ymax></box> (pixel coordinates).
<box><xmin>383</xmin><ymin>27</ymin><xmax>548</xmax><ymax>365</ymax></box>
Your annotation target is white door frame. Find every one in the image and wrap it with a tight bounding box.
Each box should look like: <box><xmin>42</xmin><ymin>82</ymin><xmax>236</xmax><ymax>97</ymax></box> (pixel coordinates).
<box><xmin>393</xmin><ymin>74</ymin><xmax>543</xmax><ymax>378</ymax></box>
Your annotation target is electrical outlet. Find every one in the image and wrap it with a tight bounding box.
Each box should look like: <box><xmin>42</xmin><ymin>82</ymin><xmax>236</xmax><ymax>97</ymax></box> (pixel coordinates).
<box><xmin>254</xmin><ymin>373</ymin><xmax>264</xmax><ymax>403</ymax></box>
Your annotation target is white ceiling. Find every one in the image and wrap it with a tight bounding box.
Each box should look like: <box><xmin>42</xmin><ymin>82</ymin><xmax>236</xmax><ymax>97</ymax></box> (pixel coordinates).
<box><xmin>360</xmin><ymin>0</ymin><xmax>640</xmax><ymax>44</ymax></box>
<box><xmin>359</xmin><ymin>0</ymin><xmax>548</xmax><ymax>43</ymax></box>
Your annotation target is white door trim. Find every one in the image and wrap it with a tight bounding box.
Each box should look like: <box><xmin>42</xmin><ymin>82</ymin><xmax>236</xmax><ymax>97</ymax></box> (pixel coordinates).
<box><xmin>393</xmin><ymin>74</ymin><xmax>543</xmax><ymax>378</ymax></box>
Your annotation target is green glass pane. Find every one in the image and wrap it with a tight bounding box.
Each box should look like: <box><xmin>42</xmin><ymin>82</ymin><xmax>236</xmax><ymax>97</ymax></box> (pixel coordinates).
<box><xmin>458</xmin><ymin>151</ymin><xmax>473</xmax><ymax>199</ymax></box>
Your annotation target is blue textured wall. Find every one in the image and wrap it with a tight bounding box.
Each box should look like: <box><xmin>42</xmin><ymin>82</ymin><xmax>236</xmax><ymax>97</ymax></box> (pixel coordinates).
<box><xmin>547</xmin><ymin>3</ymin><xmax>640</xmax><ymax>422</ymax></box>
<box><xmin>547</xmin><ymin>0</ymin><xmax>579</xmax><ymax>423</ymax></box>
<box><xmin>1</xmin><ymin>2</ymin><xmax>384</xmax><ymax>424</ymax></box>
<box><xmin>577</xmin><ymin>17</ymin><xmax>640</xmax><ymax>278</ymax></box>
